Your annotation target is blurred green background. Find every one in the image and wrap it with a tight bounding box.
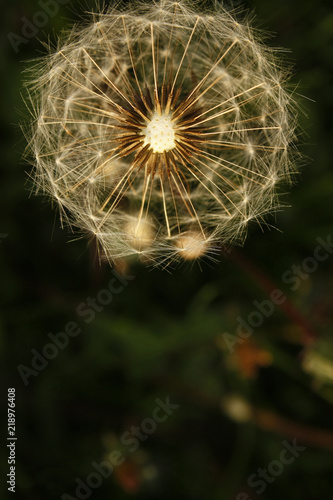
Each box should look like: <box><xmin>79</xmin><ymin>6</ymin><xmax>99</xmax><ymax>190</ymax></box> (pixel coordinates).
<box><xmin>1</xmin><ymin>0</ymin><xmax>333</xmax><ymax>499</ymax></box>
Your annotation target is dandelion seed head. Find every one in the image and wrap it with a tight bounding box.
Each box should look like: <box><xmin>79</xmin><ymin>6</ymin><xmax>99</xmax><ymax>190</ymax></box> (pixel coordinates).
<box><xmin>24</xmin><ymin>0</ymin><xmax>299</xmax><ymax>268</ymax></box>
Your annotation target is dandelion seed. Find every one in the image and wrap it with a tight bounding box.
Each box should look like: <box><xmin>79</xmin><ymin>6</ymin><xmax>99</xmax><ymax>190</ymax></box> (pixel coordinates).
<box><xmin>175</xmin><ymin>231</ymin><xmax>210</xmax><ymax>261</ymax></box>
<box><xmin>125</xmin><ymin>216</ymin><xmax>156</xmax><ymax>251</ymax></box>
<box><xmin>25</xmin><ymin>0</ymin><xmax>298</xmax><ymax>267</ymax></box>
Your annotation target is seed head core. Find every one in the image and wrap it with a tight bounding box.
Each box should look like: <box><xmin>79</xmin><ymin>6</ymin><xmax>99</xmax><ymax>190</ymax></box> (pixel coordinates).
<box><xmin>143</xmin><ymin>112</ymin><xmax>176</xmax><ymax>154</ymax></box>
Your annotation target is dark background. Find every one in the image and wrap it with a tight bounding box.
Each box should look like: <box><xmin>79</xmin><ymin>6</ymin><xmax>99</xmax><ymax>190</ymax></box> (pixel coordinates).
<box><xmin>1</xmin><ymin>0</ymin><xmax>333</xmax><ymax>498</ymax></box>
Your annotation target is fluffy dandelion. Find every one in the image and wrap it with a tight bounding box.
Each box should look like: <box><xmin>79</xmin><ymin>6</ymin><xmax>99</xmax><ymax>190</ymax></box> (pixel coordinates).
<box><xmin>25</xmin><ymin>0</ymin><xmax>297</xmax><ymax>267</ymax></box>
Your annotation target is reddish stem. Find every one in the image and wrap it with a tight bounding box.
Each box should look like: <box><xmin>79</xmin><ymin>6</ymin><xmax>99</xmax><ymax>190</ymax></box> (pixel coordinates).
<box><xmin>225</xmin><ymin>248</ymin><xmax>317</xmax><ymax>344</ymax></box>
